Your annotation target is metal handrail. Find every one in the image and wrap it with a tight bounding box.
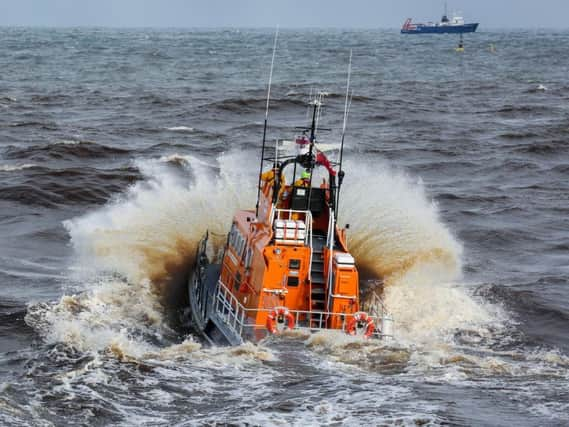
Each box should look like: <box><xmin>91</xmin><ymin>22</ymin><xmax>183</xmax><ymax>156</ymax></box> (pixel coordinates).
<box><xmin>326</xmin><ymin>207</ymin><xmax>335</xmax><ymax>313</ymax></box>
<box><xmin>270</xmin><ymin>208</ymin><xmax>314</xmax><ymax>279</ymax></box>
<box><xmin>361</xmin><ymin>290</ymin><xmax>390</xmax><ymax>319</ymax></box>
<box><xmin>213</xmin><ymin>279</ymin><xmax>393</xmax><ymax>339</ymax></box>
<box><xmin>271</xmin><ymin>208</ymin><xmax>313</xmax><ymax>245</ymax></box>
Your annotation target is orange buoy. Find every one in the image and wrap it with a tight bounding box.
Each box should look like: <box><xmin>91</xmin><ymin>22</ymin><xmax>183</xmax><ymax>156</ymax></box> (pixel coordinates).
<box><xmin>346</xmin><ymin>311</ymin><xmax>375</xmax><ymax>339</ymax></box>
<box><xmin>266</xmin><ymin>307</ymin><xmax>295</xmax><ymax>334</ymax></box>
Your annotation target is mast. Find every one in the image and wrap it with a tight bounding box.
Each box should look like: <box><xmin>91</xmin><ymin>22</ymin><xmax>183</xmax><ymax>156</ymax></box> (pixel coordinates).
<box><xmin>335</xmin><ymin>51</ymin><xmax>352</xmax><ymax>221</ymax></box>
<box><xmin>255</xmin><ymin>28</ymin><xmax>279</xmax><ymax>217</ymax></box>
<box><xmin>442</xmin><ymin>1</ymin><xmax>449</xmax><ymax>23</ymax></box>
<box><xmin>305</xmin><ymin>98</ymin><xmax>319</xmax><ymax>210</ymax></box>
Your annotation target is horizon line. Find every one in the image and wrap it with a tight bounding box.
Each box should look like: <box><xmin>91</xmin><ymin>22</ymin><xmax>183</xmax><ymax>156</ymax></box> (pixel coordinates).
<box><xmin>1</xmin><ymin>24</ymin><xmax>568</xmax><ymax>31</ymax></box>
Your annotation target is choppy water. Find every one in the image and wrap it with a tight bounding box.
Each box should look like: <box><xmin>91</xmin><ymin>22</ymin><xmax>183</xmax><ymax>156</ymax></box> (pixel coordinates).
<box><xmin>1</xmin><ymin>28</ymin><xmax>569</xmax><ymax>426</ymax></box>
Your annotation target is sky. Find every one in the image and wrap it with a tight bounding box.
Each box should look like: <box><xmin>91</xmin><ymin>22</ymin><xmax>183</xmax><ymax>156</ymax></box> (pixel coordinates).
<box><xmin>1</xmin><ymin>0</ymin><xmax>568</xmax><ymax>29</ymax></box>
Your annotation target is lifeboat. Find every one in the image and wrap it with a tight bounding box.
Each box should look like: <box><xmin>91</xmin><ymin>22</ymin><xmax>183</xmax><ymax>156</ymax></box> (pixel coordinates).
<box><xmin>186</xmin><ymin>58</ymin><xmax>394</xmax><ymax>345</ymax></box>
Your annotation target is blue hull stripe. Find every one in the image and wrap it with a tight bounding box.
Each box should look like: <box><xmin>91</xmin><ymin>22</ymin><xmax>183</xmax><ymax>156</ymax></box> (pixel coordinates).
<box><xmin>401</xmin><ymin>23</ymin><xmax>479</xmax><ymax>34</ymax></box>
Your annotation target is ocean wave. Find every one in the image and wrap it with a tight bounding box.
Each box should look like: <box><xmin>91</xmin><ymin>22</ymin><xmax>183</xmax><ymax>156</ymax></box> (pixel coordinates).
<box><xmin>549</xmin><ymin>164</ymin><xmax>569</xmax><ymax>174</ymax></box>
<box><xmin>166</xmin><ymin>126</ymin><xmax>194</xmax><ymax>132</ymax></box>
<box><xmin>513</xmin><ymin>141</ymin><xmax>568</xmax><ymax>155</ymax></box>
<box><xmin>499</xmin><ymin>131</ymin><xmax>540</xmax><ymax>140</ymax></box>
<box><xmin>138</xmin><ymin>93</ymin><xmax>183</xmax><ymax>107</ymax></box>
<box><xmin>495</xmin><ymin>105</ymin><xmax>549</xmax><ymax>114</ymax></box>
<box><xmin>0</xmin><ymin>166</ymin><xmax>141</xmax><ymax>207</ymax></box>
<box><xmin>209</xmin><ymin>96</ymin><xmax>305</xmax><ymax>113</ymax></box>
<box><xmin>0</xmin><ymin>96</ymin><xmax>17</xmax><ymax>102</ymax></box>
<box><xmin>5</xmin><ymin>121</ymin><xmax>59</xmax><ymax>130</ymax></box>
<box><xmin>0</xmin><ymin>163</ymin><xmax>37</xmax><ymax>172</ymax></box>
<box><xmin>4</xmin><ymin>141</ymin><xmax>131</xmax><ymax>161</ymax></box>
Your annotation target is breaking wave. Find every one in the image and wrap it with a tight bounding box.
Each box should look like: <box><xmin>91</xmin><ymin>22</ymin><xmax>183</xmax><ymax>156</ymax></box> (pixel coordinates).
<box><xmin>25</xmin><ymin>151</ymin><xmax>256</xmax><ymax>357</ymax></box>
<box><xmin>64</xmin><ymin>152</ymin><xmax>253</xmax><ymax>286</ymax></box>
<box><xmin>340</xmin><ymin>158</ymin><xmax>497</xmax><ymax>344</ymax></box>
<box><xmin>166</xmin><ymin>126</ymin><xmax>194</xmax><ymax>132</ymax></box>
<box><xmin>0</xmin><ymin>163</ymin><xmax>37</xmax><ymax>172</ymax></box>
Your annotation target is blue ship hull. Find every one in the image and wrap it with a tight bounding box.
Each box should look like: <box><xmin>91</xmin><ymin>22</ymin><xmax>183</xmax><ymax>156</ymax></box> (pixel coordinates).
<box><xmin>401</xmin><ymin>23</ymin><xmax>478</xmax><ymax>34</ymax></box>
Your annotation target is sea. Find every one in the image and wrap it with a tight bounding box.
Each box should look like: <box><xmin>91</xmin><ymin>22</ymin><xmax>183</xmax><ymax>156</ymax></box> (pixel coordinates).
<box><xmin>1</xmin><ymin>28</ymin><xmax>568</xmax><ymax>426</ymax></box>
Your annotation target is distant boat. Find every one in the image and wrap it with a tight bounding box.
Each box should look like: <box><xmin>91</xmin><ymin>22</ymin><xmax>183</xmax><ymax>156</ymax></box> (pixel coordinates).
<box><xmin>401</xmin><ymin>6</ymin><xmax>478</xmax><ymax>34</ymax></box>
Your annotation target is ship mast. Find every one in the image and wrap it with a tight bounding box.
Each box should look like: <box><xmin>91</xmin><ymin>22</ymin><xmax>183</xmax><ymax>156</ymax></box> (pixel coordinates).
<box><xmin>255</xmin><ymin>28</ymin><xmax>279</xmax><ymax>217</ymax></box>
<box><xmin>304</xmin><ymin>96</ymin><xmax>320</xmax><ymax>212</ymax></box>
<box><xmin>335</xmin><ymin>51</ymin><xmax>353</xmax><ymax>222</ymax></box>
<box><xmin>442</xmin><ymin>1</ymin><xmax>449</xmax><ymax>23</ymax></box>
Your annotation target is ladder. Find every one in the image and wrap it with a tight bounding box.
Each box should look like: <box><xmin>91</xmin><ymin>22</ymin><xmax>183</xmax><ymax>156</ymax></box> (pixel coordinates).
<box><xmin>310</xmin><ymin>234</ymin><xmax>327</xmax><ymax>327</ymax></box>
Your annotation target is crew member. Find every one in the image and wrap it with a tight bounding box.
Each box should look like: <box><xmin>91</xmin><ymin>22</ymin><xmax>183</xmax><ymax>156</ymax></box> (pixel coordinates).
<box><xmin>261</xmin><ymin>167</ymin><xmax>288</xmax><ymax>205</ymax></box>
<box><xmin>294</xmin><ymin>170</ymin><xmax>311</xmax><ymax>187</ymax></box>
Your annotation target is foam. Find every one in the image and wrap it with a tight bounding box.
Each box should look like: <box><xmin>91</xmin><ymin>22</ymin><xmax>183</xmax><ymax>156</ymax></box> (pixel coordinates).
<box><xmin>25</xmin><ymin>277</ymin><xmax>164</xmax><ymax>358</ymax></box>
<box><xmin>0</xmin><ymin>163</ymin><xmax>36</xmax><ymax>172</ymax></box>
<box><xmin>166</xmin><ymin>126</ymin><xmax>194</xmax><ymax>132</ymax></box>
<box><xmin>63</xmin><ymin>152</ymin><xmax>254</xmax><ymax>295</ymax></box>
<box><xmin>27</xmin><ymin>152</ymin><xmax>256</xmax><ymax>357</ymax></box>
<box><xmin>339</xmin><ymin>158</ymin><xmax>494</xmax><ymax>343</ymax></box>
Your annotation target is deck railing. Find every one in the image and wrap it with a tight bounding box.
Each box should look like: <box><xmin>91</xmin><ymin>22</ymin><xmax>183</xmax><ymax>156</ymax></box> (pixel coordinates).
<box><xmin>361</xmin><ymin>288</ymin><xmax>389</xmax><ymax>319</ymax></box>
<box><xmin>213</xmin><ymin>279</ymin><xmax>394</xmax><ymax>343</ymax></box>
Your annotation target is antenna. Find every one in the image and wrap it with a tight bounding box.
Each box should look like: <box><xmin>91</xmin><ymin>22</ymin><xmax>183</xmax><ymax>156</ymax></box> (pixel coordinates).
<box><xmin>255</xmin><ymin>27</ymin><xmax>279</xmax><ymax>217</ymax></box>
<box><xmin>335</xmin><ymin>50</ymin><xmax>352</xmax><ymax>221</ymax></box>
<box><xmin>275</xmin><ymin>138</ymin><xmax>279</xmax><ymax>164</ymax></box>
<box><xmin>306</xmin><ymin>87</ymin><xmax>313</xmax><ymax>122</ymax></box>
<box><xmin>314</xmin><ymin>92</ymin><xmax>328</xmax><ymax>139</ymax></box>
<box><xmin>264</xmin><ymin>28</ymin><xmax>279</xmax><ymax>120</ymax></box>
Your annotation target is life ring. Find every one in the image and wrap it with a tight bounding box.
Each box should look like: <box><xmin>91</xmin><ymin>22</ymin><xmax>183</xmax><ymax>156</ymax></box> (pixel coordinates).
<box><xmin>266</xmin><ymin>306</ymin><xmax>295</xmax><ymax>334</ymax></box>
<box><xmin>346</xmin><ymin>311</ymin><xmax>375</xmax><ymax>339</ymax></box>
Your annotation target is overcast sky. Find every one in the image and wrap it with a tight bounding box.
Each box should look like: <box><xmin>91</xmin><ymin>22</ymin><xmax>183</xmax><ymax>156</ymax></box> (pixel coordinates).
<box><xmin>1</xmin><ymin>0</ymin><xmax>568</xmax><ymax>29</ymax></box>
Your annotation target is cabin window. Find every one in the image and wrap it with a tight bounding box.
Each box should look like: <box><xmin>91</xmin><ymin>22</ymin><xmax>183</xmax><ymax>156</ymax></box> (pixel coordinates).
<box><xmin>236</xmin><ymin>235</ymin><xmax>244</xmax><ymax>257</ymax></box>
<box><xmin>289</xmin><ymin>259</ymin><xmax>301</xmax><ymax>270</ymax></box>
<box><xmin>229</xmin><ymin>226</ymin><xmax>249</xmax><ymax>259</ymax></box>
<box><xmin>228</xmin><ymin>226</ymin><xmax>237</xmax><ymax>249</ymax></box>
<box><xmin>245</xmin><ymin>248</ymin><xmax>253</xmax><ymax>268</ymax></box>
<box><xmin>240</xmin><ymin>238</ymin><xmax>246</xmax><ymax>258</ymax></box>
<box><xmin>287</xmin><ymin>276</ymin><xmax>299</xmax><ymax>287</ymax></box>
